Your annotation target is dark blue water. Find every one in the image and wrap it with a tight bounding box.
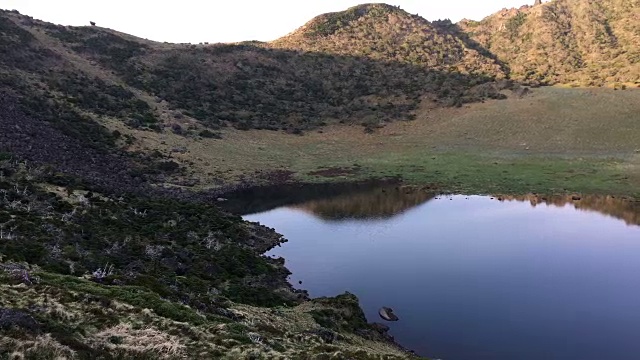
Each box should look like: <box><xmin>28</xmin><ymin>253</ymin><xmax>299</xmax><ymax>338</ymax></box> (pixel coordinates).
<box><xmin>244</xmin><ymin>193</ymin><xmax>640</xmax><ymax>360</ymax></box>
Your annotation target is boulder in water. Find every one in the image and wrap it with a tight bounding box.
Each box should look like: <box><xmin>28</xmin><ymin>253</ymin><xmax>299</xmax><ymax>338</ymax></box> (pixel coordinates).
<box><xmin>379</xmin><ymin>307</ymin><xmax>399</xmax><ymax>322</ymax></box>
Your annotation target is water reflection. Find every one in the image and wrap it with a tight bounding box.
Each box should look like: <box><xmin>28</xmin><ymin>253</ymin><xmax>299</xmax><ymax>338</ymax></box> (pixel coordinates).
<box><xmin>499</xmin><ymin>194</ymin><xmax>640</xmax><ymax>226</ymax></box>
<box><xmin>220</xmin><ymin>180</ymin><xmax>399</xmax><ymax>215</ymax></box>
<box><xmin>263</xmin><ymin>185</ymin><xmax>640</xmax><ymax>226</ymax></box>
<box><xmin>291</xmin><ymin>186</ymin><xmax>435</xmax><ymax>220</ymax></box>
<box><xmin>245</xmin><ymin>193</ymin><xmax>640</xmax><ymax>360</ymax></box>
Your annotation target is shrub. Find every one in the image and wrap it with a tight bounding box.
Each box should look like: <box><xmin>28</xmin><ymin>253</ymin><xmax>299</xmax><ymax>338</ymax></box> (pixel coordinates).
<box><xmin>156</xmin><ymin>161</ymin><xmax>180</xmax><ymax>173</ymax></box>
<box><xmin>199</xmin><ymin>130</ymin><xmax>221</xmax><ymax>139</ymax></box>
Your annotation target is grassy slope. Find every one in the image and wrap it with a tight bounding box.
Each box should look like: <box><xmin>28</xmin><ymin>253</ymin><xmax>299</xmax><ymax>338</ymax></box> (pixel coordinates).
<box><xmin>158</xmin><ymin>87</ymin><xmax>640</xmax><ymax>197</ymax></box>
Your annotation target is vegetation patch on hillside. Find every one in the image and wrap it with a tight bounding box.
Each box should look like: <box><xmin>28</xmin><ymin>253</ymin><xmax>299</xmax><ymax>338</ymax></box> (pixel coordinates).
<box><xmin>460</xmin><ymin>0</ymin><xmax>640</xmax><ymax>86</ymax></box>
<box><xmin>304</xmin><ymin>4</ymin><xmax>402</xmax><ymax>38</ymax></box>
<box><xmin>0</xmin><ymin>262</ymin><xmax>414</xmax><ymax>359</ymax></box>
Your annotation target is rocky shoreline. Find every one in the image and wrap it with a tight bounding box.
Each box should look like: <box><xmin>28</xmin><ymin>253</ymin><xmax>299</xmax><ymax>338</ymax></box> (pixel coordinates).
<box><xmin>242</xmin><ymin>216</ymin><xmax>417</xmax><ymax>355</ymax></box>
<box><xmin>231</xmin><ymin>184</ymin><xmax>420</xmax><ymax>356</ymax></box>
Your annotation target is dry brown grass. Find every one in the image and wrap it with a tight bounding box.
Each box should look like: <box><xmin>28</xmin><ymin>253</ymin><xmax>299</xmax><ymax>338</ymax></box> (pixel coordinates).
<box><xmin>92</xmin><ymin>324</ymin><xmax>186</xmax><ymax>358</ymax></box>
<box><xmin>406</xmin><ymin>87</ymin><xmax>640</xmax><ymax>154</ymax></box>
<box><xmin>1</xmin><ymin>335</ymin><xmax>76</xmax><ymax>360</ymax></box>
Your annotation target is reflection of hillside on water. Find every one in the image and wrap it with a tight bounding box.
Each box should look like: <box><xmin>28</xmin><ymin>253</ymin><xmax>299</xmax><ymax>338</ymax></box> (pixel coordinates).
<box><xmin>229</xmin><ymin>180</ymin><xmax>640</xmax><ymax>226</ymax></box>
<box><xmin>499</xmin><ymin>194</ymin><xmax>640</xmax><ymax>226</ymax></box>
<box><xmin>292</xmin><ymin>190</ymin><xmax>640</xmax><ymax>225</ymax></box>
<box><xmin>290</xmin><ymin>186</ymin><xmax>436</xmax><ymax>220</ymax></box>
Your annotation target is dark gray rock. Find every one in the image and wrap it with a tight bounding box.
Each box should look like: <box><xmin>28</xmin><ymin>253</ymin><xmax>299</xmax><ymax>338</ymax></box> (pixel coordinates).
<box><xmin>379</xmin><ymin>307</ymin><xmax>399</xmax><ymax>321</ymax></box>
<box><xmin>0</xmin><ymin>308</ymin><xmax>40</xmax><ymax>333</ymax></box>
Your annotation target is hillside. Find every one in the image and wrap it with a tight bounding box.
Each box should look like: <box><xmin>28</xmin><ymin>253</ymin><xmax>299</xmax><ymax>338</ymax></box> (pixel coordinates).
<box><xmin>0</xmin><ymin>6</ymin><xmax>510</xmax><ymax>142</ymax></box>
<box><xmin>271</xmin><ymin>3</ymin><xmax>506</xmax><ymax>77</ymax></box>
<box><xmin>457</xmin><ymin>0</ymin><xmax>640</xmax><ymax>86</ymax></box>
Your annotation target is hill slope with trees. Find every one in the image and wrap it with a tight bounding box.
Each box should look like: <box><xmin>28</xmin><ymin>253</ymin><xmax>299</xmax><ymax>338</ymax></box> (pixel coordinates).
<box><xmin>457</xmin><ymin>0</ymin><xmax>640</xmax><ymax>86</ymax></box>
<box><xmin>0</xmin><ymin>6</ymin><xmax>510</xmax><ymax>139</ymax></box>
<box><xmin>271</xmin><ymin>3</ymin><xmax>506</xmax><ymax>77</ymax></box>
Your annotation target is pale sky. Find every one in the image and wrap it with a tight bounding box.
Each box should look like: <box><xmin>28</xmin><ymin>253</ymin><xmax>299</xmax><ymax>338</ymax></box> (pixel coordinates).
<box><xmin>2</xmin><ymin>1</ymin><xmax>534</xmax><ymax>44</ymax></box>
